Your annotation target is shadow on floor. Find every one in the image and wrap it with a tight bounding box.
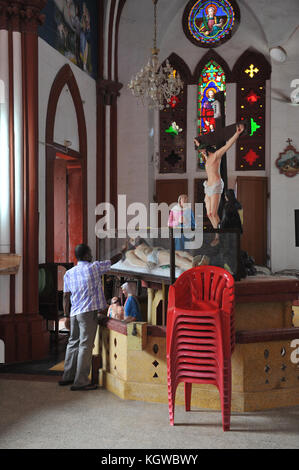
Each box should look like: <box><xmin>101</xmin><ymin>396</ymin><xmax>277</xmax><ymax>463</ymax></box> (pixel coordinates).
<box><xmin>0</xmin><ymin>332</ymin><xmax>68</xmax><ymax>377</ymax></box>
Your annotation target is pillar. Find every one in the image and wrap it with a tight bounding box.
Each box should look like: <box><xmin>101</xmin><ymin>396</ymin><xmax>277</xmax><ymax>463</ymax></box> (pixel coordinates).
<box><xmin>0</xmin><ymin>0</ymin><xmax>49</xmax><ymax>363</ymax></box>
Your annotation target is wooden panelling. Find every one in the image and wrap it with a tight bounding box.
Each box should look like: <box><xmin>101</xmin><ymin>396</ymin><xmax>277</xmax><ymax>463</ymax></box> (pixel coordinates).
<box><xmin>237</xmin><ymin>176</ymin><xmax>268</xmax><ymax>265</ymax></box>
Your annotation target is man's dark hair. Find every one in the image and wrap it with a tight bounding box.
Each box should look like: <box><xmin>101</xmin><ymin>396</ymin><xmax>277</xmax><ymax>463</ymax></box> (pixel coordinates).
<box><xmin>203</xmin><ymin>144</ymin><xmax>217</xmax><ymax>154</ymax></box>
<box><xmin>195</xmin><ymin>138</ymin><xmax>216</xmax><ymax>154</ymax></box>
<box><xmin>75</xmin><ymin>244</ymin><xmax>90</xmax><ymax>260</ymax></box>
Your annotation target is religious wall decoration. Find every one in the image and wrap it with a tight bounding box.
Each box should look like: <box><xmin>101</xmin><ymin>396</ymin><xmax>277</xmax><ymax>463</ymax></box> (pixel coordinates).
<box><xmin>232</xmin><ymin>50</ymin><xmax>271</xmax><ymax>171</ymax></box>
<box><xmin>159</xmin><ymin>68</ymin><xmax>187</xmax><ymax>174</ymax></box>
<box><xmin>182</xmin><ymin>0</ymin><xmax>240</xmax><ymax>48</ymax></box>
<box><xmin>197</xmin><ymin>60</ymin><xmax>226</xmax><ymax>170</ymax></box>
<box><xmin>276</xmin><ymin>139</ymin><xmax>299</xmax><ymax>177</ymax></box>
<box><xmin>165</xmin><ymin>122</ymin><xmax>183</xmax><ymax>137</ymax></box>
<box><xmin>169</xmin><ymin>95</ymin><xmax>180</xmax><ymax>109</ymax></box>
<box><xmin>39</xmin><ymin>0</ymin><xmax>98</xmax><ymax>79</ymax></box>
<box><xmin>236</xmin><ymin>82</ymin><xmax>265</xmax><ymax>170</ymax></box>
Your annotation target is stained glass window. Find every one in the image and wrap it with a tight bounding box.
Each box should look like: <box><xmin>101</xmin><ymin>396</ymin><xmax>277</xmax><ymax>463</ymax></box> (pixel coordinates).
<box><xmin>236</xmin><ymin>83</ymin><xmax>265</xmax><ymax>170</ymax></box>
<box><xmin>183</xmin><ymin>0</ymin><xmax>240</xmax><ymax>48</ymax></box>
<box><xmin>197</xmin><ymin>60</ymin><xmax>226</xmax><ymax>170</ymax></box>
<box><xmin>233</xmin><ymin>50</ymin><xmax>271</xmax><ymax>171</ymax></box>
<box><xmin>159</xmin><ymin>82</ymin><xmax>187</xmax><ymax>174</ymax></box>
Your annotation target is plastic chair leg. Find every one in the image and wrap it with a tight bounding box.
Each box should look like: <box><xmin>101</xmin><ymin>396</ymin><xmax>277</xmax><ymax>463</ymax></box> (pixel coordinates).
<box><xmin>168</xmin><ymin>390</ymin><xmax>175</xmax><ymax>425</ymax></box>
<box><xmin>185</xmin><ymin>382</ymin><xmax>192</xmax><ymax>412</ymax></box>
<box><xmin>167</xmin><ymin>377</ymin><xmax>175</xmax><ymax>425</ymax></box>
<box><xmin>220</xmin><ymin>362</ymin><xmax>231</xmax><ymax>431</ymax></box>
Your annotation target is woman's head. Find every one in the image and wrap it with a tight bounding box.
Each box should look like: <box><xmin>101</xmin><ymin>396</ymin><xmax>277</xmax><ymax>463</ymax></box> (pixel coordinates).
<box><xmin>178</xmin><ymin>194</ymin><xmax>188</xmax><ymax>207</ymax></box>
<box><xmin>121</xmin><ymin>282</ymin><xmax>136</xmax><ymax>296</ymax></box>
<box><xmin>225</xmin><ymin>189</ymin><xmax>237</xmax><ymax>203</ymax></box>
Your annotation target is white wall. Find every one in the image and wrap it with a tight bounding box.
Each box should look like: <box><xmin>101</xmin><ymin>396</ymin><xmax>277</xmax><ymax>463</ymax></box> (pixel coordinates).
<box><xmin>270</xmin><ymin>27</ymin><xmax>299</xmax><ymax>271</ymax></box>
<box><xmin>117</xmin><ymin>86</ymin><xmax>149</xmax><ymax>207</ymax></box>
<box><xmin>38</xmin><ymin>38</ymin><xmax>97</xmax><ymax>261</ymax></box>
<box><xmin>118</xmin><ymin>0</ymin><xmax>299</xmax><ymax>271</ymax></box>
<box><xmin>54</xmin><ymin>84</ymin><xmax>80</xmax><ymax>151</ymax></box>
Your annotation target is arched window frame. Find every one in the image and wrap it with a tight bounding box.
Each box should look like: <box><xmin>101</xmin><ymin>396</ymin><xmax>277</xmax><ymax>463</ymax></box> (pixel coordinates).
<box><xmin>159</xmin><ymin>53</ymin><xmax>192</xmax><ymax>174</ymax></box>
<box><xmin>231</xmin><ymin>48</ymin><xmax>271</xmax><ymax>171</ymax></box>
<box><xmin>193</xmin><ymin>50</ymin><xmax>231</xmax><ymax>174</ymax></box>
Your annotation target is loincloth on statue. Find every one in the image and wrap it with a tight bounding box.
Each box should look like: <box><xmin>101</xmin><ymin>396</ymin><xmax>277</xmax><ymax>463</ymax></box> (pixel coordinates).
<box><xmin>203</xmin><ymin>178</ymin><xmax>224</xmax><ymax>197</ymax></box>
<box><xmin>147</xmin><ymin>247</ymin><xmax>164</xmax><ymax>266</ymax></box>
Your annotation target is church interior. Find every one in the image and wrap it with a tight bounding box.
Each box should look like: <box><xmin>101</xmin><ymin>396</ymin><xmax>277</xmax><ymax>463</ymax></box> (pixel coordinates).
<box><xmin>0</xmin><ymin>0</ymin><xmax>299</xmax><ymax>450</ymax></box>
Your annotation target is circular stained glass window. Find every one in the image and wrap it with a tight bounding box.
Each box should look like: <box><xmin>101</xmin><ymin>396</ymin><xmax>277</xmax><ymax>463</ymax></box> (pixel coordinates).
<box><xmin>182</xmin><ymin>0</ymin><xmax>240</xmax><ymax>48</ymax></box>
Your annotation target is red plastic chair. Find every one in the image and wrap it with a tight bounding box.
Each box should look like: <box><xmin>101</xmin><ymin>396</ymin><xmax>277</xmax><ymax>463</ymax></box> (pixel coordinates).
<box><xmin>166</xmin><ymin>265</ymin><xmax>235</xmax><ymax>431</ymax></box>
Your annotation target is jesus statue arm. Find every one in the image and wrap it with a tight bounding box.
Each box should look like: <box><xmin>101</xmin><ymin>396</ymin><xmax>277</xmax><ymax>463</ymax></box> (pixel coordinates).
<box><xmin>215</xmin><ymin>124</ymin><xmax>244</xmax><ymax>160</ymax></box>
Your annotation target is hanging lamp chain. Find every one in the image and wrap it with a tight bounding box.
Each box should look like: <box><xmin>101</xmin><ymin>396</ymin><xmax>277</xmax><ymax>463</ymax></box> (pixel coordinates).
<box><xmin>152</xmin><ymin>0</ymin><xmax>159</xmax><ymax>56</ymax></box>
<box><xmin>128</xmin><ymin>0</ymin><xmax>184</xmax><ymax>110</ymax></box>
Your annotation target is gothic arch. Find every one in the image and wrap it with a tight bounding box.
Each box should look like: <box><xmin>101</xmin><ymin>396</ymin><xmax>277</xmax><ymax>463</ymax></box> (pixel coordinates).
<box><xmin>45</xmin><ymin>64</ymin><xmax>87</xmax><ymax>151</ymax></box>
<box><xmin>161</xmin><ymin>52</ymin><xmax>193</xmax><ymax>85</ymax></box>
<box><xmin>45</xmin><ymin>64</ymin><xmax>87</xmax><ymax>262</ymax></box>
<box><xmin>159</xmin><ymin>53</ymin><xmax>190</xmax><ymax>174</ymax></box>
<box><xmin>193</xmin><ymin>49</ymin><xmax>232</xmax><ymax>83</ymax></box>
<box><xmin>232</xmin><ymin>49</ymin><xmax>271</xmax><ymax>171</ymax></box>
<box><xmin>231</xmin><ymin>47</ymin><xmax>271</xmax><ymax>82</ymax></box>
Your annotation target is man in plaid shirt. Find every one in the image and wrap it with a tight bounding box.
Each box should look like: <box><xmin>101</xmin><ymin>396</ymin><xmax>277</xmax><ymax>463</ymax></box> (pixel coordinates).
<box><xmin>59</xmin><ymin>244</ymin><xmax>111</xmax><ymax>391</ymax></box>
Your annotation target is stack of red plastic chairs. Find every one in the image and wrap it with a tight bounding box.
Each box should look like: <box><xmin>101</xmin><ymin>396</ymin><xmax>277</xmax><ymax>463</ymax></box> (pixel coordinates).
<box><xmin>166</xmin><ymin>266</ymin><xmax>235</xmax><ymax>431</ymax></box>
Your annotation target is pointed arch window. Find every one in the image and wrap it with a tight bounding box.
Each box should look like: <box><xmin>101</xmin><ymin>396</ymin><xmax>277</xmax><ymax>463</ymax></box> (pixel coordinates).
<box><xmin>197</xmin><ymin>60</ymin><xmax>226</xmax><ymax>170</ymax></box>
<box><xmin>232</xmin><ymin>50</ymin><xmax>271</xmax><ymax>171</ymax></box>
<box><xmin>159</xmin><ymin>84</ymin><xmax>187</xmax><ymax>173</ymax></box>
<box><xmin>159</xmin><ymin>54</ymin><xmax>192</xmax><ymax>174</ymax></box>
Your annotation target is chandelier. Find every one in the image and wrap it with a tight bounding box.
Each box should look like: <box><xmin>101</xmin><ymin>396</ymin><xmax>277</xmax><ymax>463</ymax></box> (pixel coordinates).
<box><xmin>128</xmin><ymin>0</ymin><xmax>184</xmax><ymax>111</ymax></box>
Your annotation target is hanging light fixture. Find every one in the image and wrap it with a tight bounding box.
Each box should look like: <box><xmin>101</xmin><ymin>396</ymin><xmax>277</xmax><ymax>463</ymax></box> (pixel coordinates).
<box><xmin>128</xmin><ymin>0</ymin><xmax>184</xmax><ymax>110</ymax></box>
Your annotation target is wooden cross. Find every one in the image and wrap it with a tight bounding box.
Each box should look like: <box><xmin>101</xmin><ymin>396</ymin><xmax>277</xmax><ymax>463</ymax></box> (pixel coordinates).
<box><xmin>286</xmin><ymin>138</ymin><xmax>293</xmax><ymax>146</ymax></box>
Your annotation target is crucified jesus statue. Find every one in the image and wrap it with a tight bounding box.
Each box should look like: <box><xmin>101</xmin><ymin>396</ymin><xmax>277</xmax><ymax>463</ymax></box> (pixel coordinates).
<box><xmin>194</xmin><ymin>123</ymin><xmax>244</xmax><ymax>246</ymax></box>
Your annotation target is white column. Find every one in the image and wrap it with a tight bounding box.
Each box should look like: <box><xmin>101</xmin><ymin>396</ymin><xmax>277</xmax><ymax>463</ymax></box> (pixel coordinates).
<box><xmin>13</xmin><ymin>31</ymin><xmax>23</xmax><ymax>314</ymax></box>
<box><xmin>0</xmin><ymin>30</ymin><xmax>10</xmax><ymax>314</ymax></box>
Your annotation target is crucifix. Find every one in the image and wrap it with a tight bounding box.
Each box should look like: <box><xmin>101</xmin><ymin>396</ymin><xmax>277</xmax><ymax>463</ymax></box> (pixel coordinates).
<box><xmin>286</xmin><ymin>138</ymin><xmax>293</xmax><ymax>146</ymax></box>
<box><xmin>195</xmin><ymin>91</ymin><xmax>249</xmax><ymax>150</ymax></box>
<box><xmin>194</xmin><ymin>91</ymin><xmax>249</xmax><ymax>219</ymax></box>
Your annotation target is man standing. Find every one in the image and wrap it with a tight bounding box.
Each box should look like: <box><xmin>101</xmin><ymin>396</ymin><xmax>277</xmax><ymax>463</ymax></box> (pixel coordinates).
<box><xmin>59</xmin><ymin>244</ymin><xmax>111</xmax><ymax>391</ymax></box>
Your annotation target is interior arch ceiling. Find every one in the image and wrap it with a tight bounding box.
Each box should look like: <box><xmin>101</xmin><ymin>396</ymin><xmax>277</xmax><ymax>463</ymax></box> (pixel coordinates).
<box><xmin>118</xmin><ymin>0</ymin><xmax>299</xmax><ymax>65</ymax></box>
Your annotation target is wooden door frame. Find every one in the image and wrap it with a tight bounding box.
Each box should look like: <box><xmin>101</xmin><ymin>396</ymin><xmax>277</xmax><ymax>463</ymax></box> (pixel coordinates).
<box><xmin>45</xmin><ymin>64</ymin><xmax>87</xmax><ymax>262</ymax></box>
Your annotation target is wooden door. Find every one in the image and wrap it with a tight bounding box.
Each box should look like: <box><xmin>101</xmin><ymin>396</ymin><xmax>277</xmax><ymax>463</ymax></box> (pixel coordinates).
<box><xmin>53</xmin><ymin>159</ymin><xmax>83</xmax><ymax>265</ymax></box>
<box><xmin>155</xmin><ymin>179</ymin><xmax>188</xmax><ymax>228</ymax></box>
<box><xmin>67</xmin><ymin>166</ymin><xmax>83</xmax><ymax>264</ymax></box>
<box><xmin>155</xmin><ymin>179</ymin><xmax>188</xmax><ymax>206</ymax></box>
<box><xmin>54</xmin><ymin>159</ymin><xmax>67</xmax><ymax>263</ymax></box>
<box><xmin>236</xmin><ymin>176</ymin><xmax>268</xmax><ymax>265</ymax></box>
